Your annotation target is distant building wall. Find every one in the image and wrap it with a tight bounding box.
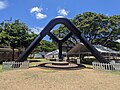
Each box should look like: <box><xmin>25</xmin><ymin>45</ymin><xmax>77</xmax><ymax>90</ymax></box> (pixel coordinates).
<box><xmin>0</xmin><ymin>48</ymin><xmax>19</xmax><ymax>61</ymax></box>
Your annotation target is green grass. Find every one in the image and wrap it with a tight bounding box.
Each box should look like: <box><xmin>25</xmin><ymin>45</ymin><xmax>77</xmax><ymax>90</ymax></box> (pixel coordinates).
<box><xmin>42</xmin><ymin>69</ymin><xmax>57</xmax><ymax>73</ymax></box>
<box><xmin>111</xmin><ymin>71</ymin><xmax>120</xmax><ymax>75</ymax></box>
<box><xmin>28</xmin><ymin>58</ymin><xmax>49</xmax><ymax>62</ymax></box>
<box><xmin>28</xmin><ymin>58</ymin><xmax>50</xmax><ymax>67</ymax></box>
<box><xmin>93</xmin><ymin>68</ymin><xmax>120</xmax><ymax>75</ymax></box>
<box><xmin>27</xmin><ymin>58</ymin><xmax>58</xmax><ymax>73</ymax></box>
<box><xmin>0</xmin><ymin>64</ymin><xmax>2</xmax><ymax>72</ymax></box>
<box><xmin>0</xmin><ymin>59</ymin><xmax>49</xmax><ymax>72</ymax></box>
<box><xmin>83</xmin><ymin>64</ymin><xmax>120</xmax><ymax>75</ymax></box>
<box><xmin>104</xmin><ymin>70</ymin><xmax>120</xmax><ymax>75</ymax></box>
<box><xmin>0</xmin><ymin>59</ymin><xmax>120</xmax><ymax>75</ymax></box>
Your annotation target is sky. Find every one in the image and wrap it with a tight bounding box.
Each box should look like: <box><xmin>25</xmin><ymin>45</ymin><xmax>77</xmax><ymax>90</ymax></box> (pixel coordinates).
<box><xmin>0</xmin><ymin>0</ymin><xmax>120</xmax><ymax>40</ymax></box>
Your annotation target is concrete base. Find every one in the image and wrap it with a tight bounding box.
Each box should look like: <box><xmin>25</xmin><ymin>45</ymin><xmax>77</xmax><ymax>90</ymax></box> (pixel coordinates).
<box><xmin>52</xmin><ymin>61</ymin><xmax>69</xmax><ymax>66</ymax></box>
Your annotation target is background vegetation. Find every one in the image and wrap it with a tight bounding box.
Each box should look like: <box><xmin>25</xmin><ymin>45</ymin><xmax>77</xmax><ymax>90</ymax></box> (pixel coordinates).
<box><xmin>0</xmin><ymin>19</ymin><xmax>56</xmax><ymax>53</ymax></box>
<box><xmin>0</xmin><ymin>12</ymin><xmax>120</xmax><ymax>53</ymax></box>
<box><xmin>53</xmin><ymin>12</ymin><xmax>120</xmax><ymax>51</ymax></box>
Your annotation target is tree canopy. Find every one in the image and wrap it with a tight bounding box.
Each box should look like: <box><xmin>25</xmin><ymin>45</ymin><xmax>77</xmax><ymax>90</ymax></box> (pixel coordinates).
<box><xmin>1</xmin><ymin>12</ymin><xmax>120</xmax><ymax>52</ymax></box>
<box><xmin>52</xmin><ymin>12</ymin><xmax>120</xmax><ymax>51</ymax></box>
<box><xmin>0</xmin><ymin>19</ymin><xmax>56</xmax><ymax>53</ymax></box>
<box><xmin>0</xmin><ymin>19</ymin><xmax>34</xmax><ymax>48</ymax></box>
<box><xmin>38</xmin><ymin>40</ymin><xmax>56</xmax><ymax>52</ymax></box>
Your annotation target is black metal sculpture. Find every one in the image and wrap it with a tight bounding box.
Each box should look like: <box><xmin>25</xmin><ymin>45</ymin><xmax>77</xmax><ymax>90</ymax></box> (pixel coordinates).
<box><xmin>17</xmin><ymin>18</ymin><xmax>109</xmax><ymax>63</ymax></box>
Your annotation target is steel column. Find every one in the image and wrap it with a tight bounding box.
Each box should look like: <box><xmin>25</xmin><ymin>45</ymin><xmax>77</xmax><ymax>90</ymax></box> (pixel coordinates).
<box><xmin>58</xmin><ymin>41</ymin><xmax>62</xmax><ymax>60</ymax></box>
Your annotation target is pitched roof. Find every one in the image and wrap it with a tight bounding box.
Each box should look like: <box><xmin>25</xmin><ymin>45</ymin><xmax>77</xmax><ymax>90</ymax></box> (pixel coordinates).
<box><xmin>68</xmin><ymin>43</ymin><xmax>120</xmax><ymax>54</ymax></box>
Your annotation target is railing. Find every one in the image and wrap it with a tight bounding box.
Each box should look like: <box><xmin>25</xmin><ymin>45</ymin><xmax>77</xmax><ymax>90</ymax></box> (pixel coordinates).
<box><xmin>2</xmin><ymin>61</ymin><xmax>29</xmax><ymax>70</ymax></box>
<box><xmin>92</xmin><ymin>61</ymin><xmax>120</xmax><ymax>71</ymax></box>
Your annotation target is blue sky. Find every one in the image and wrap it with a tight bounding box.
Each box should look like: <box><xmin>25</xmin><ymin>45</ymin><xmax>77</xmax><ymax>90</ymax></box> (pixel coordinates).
<box><xmin>0</xmin><ymin>0</ymin><xmax>120</xmax><ymax>40</ymax></box>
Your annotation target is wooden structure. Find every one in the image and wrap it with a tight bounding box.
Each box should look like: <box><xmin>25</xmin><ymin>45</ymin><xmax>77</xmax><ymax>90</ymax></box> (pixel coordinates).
<box><xmin>0</xmin><ymin>47</ymin><xmax>19</xmax><ymax>61</ymax></box>
<box><xmin>67</xmin><ymin>43</ymin><xmax>120</xmax><ymax>62</ymax></box>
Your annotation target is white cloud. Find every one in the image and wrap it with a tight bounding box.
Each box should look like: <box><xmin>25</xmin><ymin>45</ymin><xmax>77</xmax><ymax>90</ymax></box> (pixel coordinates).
<box><xmin>31</xmin><ymin>27</ymin><xmax>44</xmax><ymax>34</ymax></box>
<box><xmin>30</xmin><ymin>6</ymin><xmax>47</xmax><ymax>20</ymax></box>
<box><xmin>58</xmin><ymin>8</ymin><xmax>69</xmax><ymax>16</ymax></box>
<box><xmin>36</xmin><ymin>13</ymin><xmax>47</xmax><ymax>20</ymax></box>
<box><xmin>30</xmin><ymin>7</ymin><xmax>42</xmax><ymax>13</ymax></box>
<box><xmin>55</xmin><ymin>16</ymin><xmax>64</xmax><ymax>18</ymax></box>
<box><xmin>0</xmin><ymin>1</ymin><xmax>7</xmax><ymax>10</ymax></box>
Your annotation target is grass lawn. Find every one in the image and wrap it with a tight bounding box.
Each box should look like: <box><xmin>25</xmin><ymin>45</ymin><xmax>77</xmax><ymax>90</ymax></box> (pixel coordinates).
<box><xmin>101</xmin><ymin>69</ymin><xmax>120</xmax><ymax>75</ymax></box>
<box><xmin>27</xmin><ymin>58</ymin><xmax>49</xmax><ymax>62</ymax></box>
<box><xmin>27</xmin><ymin>58</ymin><xmax>50</xmax><ymax>67</ymax></box>
<box><xmin>0</xmin><ymin>59</ymin><xmax>120</xmax><ymax>75</ymax></box>
<box><xmin>0</xmin><ymin>62</ymin><xmax>120</xmax><ymax>90</ymax></box>
<box><xmin>0</xmin><ymin>59</ymin><xmax>120</xmax><ymax>90</ymax></box>
<box><xmin>0</xmin><ymin>58</ymin><xmax>49</xmax><ymax>72</ymax></box>
<box><xmin>0</xmin><ymin>64</ymin><xmax>2</xmax><ymax>72</ymax></box>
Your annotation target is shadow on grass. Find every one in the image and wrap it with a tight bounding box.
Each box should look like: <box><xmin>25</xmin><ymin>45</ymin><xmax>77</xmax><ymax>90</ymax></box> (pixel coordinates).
<box><xmin>28</xmin><ymin>60</ymin><xmax>42</xmax><ymax>63</ymax></box>
<box><xmin>30</xmin><ymin>62</ymin><xmax>86</xmax><ymax>70</ymax></box>
<box><xmin>0</xmin><ymin>61</ymin><xmax>3</xmax><ymax>64</ymax></box>
<box><xmin>0</xmin><ymin>62</ymin><xmax>2</xmax><ymax>72</ymax></box>
<box><xmin>81</xmin><ymin>61</ymin><xmax>92</xmax><ymax>65</ymax></box>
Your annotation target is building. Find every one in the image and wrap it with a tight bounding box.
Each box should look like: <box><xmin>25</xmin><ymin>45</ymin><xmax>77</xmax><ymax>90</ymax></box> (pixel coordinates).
<box><xmin>67</xmin><ymin>43</ymin><xmax>120</xmax><ymax>62</ymax></box>
<box><xmin>0</xmin><ymin>47</ymin><xmax>19</xmax><ymax>61</ymax></box>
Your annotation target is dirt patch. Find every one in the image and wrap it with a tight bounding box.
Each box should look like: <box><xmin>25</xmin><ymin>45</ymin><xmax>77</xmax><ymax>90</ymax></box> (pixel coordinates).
<box><xmin>0</xmin><ymin>67</ymin><xmax>120</xmax><ymax>90</ymax></box>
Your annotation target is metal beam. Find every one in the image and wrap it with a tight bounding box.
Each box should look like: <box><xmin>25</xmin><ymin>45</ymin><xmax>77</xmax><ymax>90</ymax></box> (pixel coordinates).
<box><xmin>61</xmin><ymin>32</ymin><xmax>73</xmax><ymax>42</ymax></box>
<box><xmin>48</xmin><ymin>32</ymin><xmax>59</xmax><ymax>42</ymax></box>
<box><xmin>48</xmin><ymin>32</ymin><xmax>63</xmax><ymax>60</ymax></box>
<box><xmin>17</xmin><ymin>18</ymin><xmax>109</xmax><ymax>63</ymax></box>
<box><xmin>58</xmin><ymin>41</ymin><xmax>62</xmax><ymax>60</ymax></box>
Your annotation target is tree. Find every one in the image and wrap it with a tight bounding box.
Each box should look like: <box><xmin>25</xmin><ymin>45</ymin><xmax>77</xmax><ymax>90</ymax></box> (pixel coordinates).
<box><xmin>0</xmin><ymin>19</ymin><xmax>57</xmax><ymax>53</ymax></box>
<box><xmin>52</xmin><ymin>12</ymin><xmax>109</xmax><ymax>45</ymax></box>
<box><xmin>0</xmin><ymin>20</ymin><xmax>11</xmax><ymax>46</ymax></box>
<box><xmin>73</xmin><ymin>12</ymin><xmax>109</xmax><ymax>44</ymax></box>
<box><xmin>0</xmin><ymin>19</ymin><xmax>38</xmax><ymax>60</ymax></box>
<box><xmin>38</xmin><ymin>40</ymin><xmax>56</xmax><ymax>52</ymax></box>
<box><xmin>52</xmin><ymin>12</ymin><xmax>120</xmax><ymax>51</ymax></box>
<box><xmin>0</xmin><ymin>19</ymin><xmax>37</xmax><ymax>48</ymax></box>
<box><xmin>108</xmin><ymin>15</ymin><xmax>120</xmax><ymax>40</ymax></box>
<box><xmin>105</xmin><ymin>15</ymin><xmax>120</xmax><ymax>50</ymax></box>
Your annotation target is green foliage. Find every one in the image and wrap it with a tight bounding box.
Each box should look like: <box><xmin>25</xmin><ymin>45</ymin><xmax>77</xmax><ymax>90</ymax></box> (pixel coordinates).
<box><xmin>0</xmin><ymin>19</ymin><xmax>56</xmax><ymax>53</ymax></box>
<box><xmin>38</xmin><ymin>40</ymin><xmax>56</xmax><ymax>52</ymax></box>
<box><xmin>1</xmin><ymin>13</ymin><xmax>120</xmax><ymax>52</ymax></box>
<box><xmin>73</xmin><ymin>12</ymin><xmax>109</xmax><ymax>43</ymax></box>
<box><xmin>0</xmin><ymin>19</ymin><xmax>37</xmax><ymax>49</ymax></box>
<box><xmin>52</xmin><ymin>24</ymin><xmax>77</xmax><ymax>47</ymax></box>
<box><xmin>116</xmin><ymin>43</ymin><xmax>120</xmax><ymax>51</ymax></box>
<box><xmin>108</xmin><ymin>15</ymin><xmax>120</xmax><ymax>40</ymax></box>
<box><xmin>52</xmin><ymin>24</ymin><xmax>70</xmax><ymax>39</ymax></box>
<box><xmin>0</xmin><ymin>65</ymin><xmax>2</xmax><ymax>72</ymax></box>
<box><xmin>52</xmin><ymin>12</ymin><xmax>120</xmax><ymax>51</ymax></box>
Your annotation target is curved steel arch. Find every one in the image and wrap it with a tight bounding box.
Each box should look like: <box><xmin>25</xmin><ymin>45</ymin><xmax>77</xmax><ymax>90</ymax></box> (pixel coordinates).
<box><xmin>17</xmin><ymin>18</ymin><xmax>109</xmax><ymax>63</ymax></box>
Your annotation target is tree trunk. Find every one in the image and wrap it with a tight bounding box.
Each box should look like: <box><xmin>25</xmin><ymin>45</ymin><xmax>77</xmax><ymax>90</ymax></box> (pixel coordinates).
<box><xmin>12</xmin><ymin>47</ymin><xmax>14</xmax><ymax>61</ymax></box>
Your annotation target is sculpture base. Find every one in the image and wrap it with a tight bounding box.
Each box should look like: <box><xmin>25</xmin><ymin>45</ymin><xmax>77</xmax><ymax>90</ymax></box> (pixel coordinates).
<box><xmin>52</xmin><ymin>61</ymin><xmax>69</xmax><ymax>66</ymax></box>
